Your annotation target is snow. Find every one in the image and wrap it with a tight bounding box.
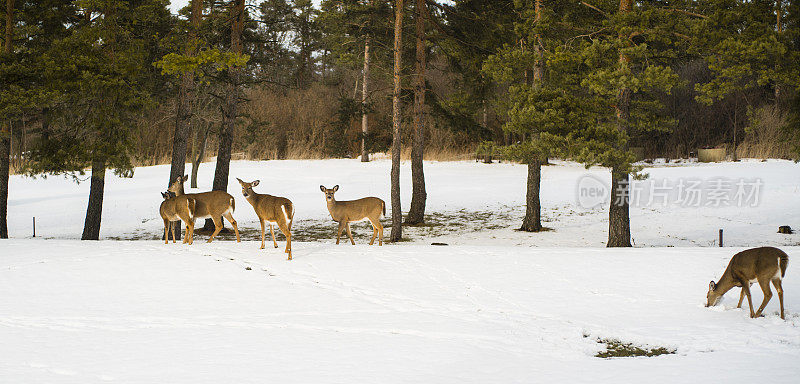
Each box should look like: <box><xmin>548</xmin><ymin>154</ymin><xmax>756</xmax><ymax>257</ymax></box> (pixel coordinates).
<box><xmin>2</xmin><ymin>159</ymin><xmax>800</xmax><ymax>382</ymax></box>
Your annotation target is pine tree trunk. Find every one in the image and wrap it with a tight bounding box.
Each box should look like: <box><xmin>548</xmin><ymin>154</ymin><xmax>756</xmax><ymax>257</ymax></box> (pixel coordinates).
<box><xmin>520</xmin><ymin>161</ymin><xmax>542</xmax><ymax>232</ymax></box>
<box><xmin>190</xmin><ymin>124</ymin><xmax>208</xmax><ymax>189</ymax></box>
<box><xmin>206</xmin><ymin>0</ymin><xmax>244</xmax><ymax>231</ymax></box>
<box><xmin>607</xmin><ymin>169</ymin><xmax>631</xmax><ymax>247</ymax></box>
<box><xmin>390</xmin><ymin>0</ymin><xmax>403</xmax><ymax>242</ymax></box>
<box><xmin>0</xmin><ymin>0</ymin><xmax>13</xmax><ymax>239</ymax></box>
<box><xmin>81</xmin><ymin>159</ymin><xmax>106</xmax><ymax>240</ymax></box>
<box><xmin>169</xmin><ymin>73</ymin><xmax>192</xmax><ymax>188</ymax></box>
<box><xmin>167</xmin><ymin>0</ymin><xmax>200</xmax><ymax>239</ymax></box>
<box><xmin>0</xmin><ymin>124</ymin><xmax>9</xmax><ymax>239</ymax></box>
<box><xmin>361</xmin><ymin>37</ymin><xmax>371</xmax><ymax>162</ymax></box>
<box><xmin>407</xmin><ymin>0</ymin><xmax>427</xmax><ymax>224</ymax></box>
<box><xmin>775</xmin><ymin>0</ymin><xmax>783</xmax><ymax>107</ymax></box>
<box><xmin>607</xmin><ymin>0</ymin><xmax>633</xmax><ymax>247</ymax></box>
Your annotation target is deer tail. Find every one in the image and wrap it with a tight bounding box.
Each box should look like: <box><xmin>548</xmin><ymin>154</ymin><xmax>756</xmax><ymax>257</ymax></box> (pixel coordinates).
<box><xmin>230</xmin><ymin>197</ymin><xmax>235</xmax><ymax>213</ymax></box>
<box><xmin>187</xmin><ymin>198</ymin><xmax>196</xmax><ymax>221</ymax></box>
<box><xmin>382</xmin><ymin>200</ymin><xmax>386</xmax><ymax>217</ymax></box>
<box><xmin>282</xmin><ymin>202</ymin><xmax>294</xmax><ymax>230</ymax></box>
<box><xmin>780</xmin><ymin>252</ymin><xmax>789</xmax><ymax>278</ymax></box>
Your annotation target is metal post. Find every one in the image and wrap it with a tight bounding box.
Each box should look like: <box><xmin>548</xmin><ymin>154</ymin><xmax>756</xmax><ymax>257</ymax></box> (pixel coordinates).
<box><xmin>33</xmin><ymin>217</ymin><xmax>36</xmax><ymax>237</ymax></box>
<box><xmin>718</xmin><ymin>229</ymin><xmax>723</xmax><ymax>247</ymax></box>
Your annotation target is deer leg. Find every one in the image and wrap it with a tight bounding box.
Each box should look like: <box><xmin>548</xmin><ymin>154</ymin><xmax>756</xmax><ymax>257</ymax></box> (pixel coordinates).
<box><xmin>773</xmin><ymin>279</ymin><xmax>785</xmax><ymax>320</ymax></box>
<box><xmin>269</xmin><ymin>224</ymin><xmax>278</xmax><ymax>248</ymax></box>
<box><xmin>188</xmin><ymin>219</ymin><xmax>195</xmax><ymax>245</ymax></box>
<box><xmin>223</xmin><ymin>213</ymin><xmax>240</xmax><ymax>242</ymax></box>
<box><xmin>278</xmin><ymin>222</ymin><xmax>292</xmax><ymax>260</ymax></box>
<box><xmin>754</xmin><ymin>279</ymin><xmax>773</xmax><ymax>318</ymax></box>
<box><xmin>377</xmin><ymin>220</ymin><xmax>383</xmax><ymax>246</ymax></box>
<box><xmin>259</xmin><ymin>219</ymin><xmax>266</xmax><ymax>249</ymax></box>
<box><xmin>170</xmin><ymin>222</ymin><xmax>177</xmax><ymax>243</ymax></box>
<box><xmin>739</xmin><ymin>279</ymin><xmax>756</xmax><ymax>318</ymax></box>
<box><xmin>208</xmin><ymin>216</ymin><xmax>224</xmax><ymax>243</ymax></box>
<box><xmin>368</xmin><ymin>219</ymin><xmax>377</xmax><ymax>245</ymax></box>
<box><xmin>163</xmin><ymin>219</ymin><xmax>169</xmax><ymax>245</ymax></box>
<box><xmin>346</xmin><ymin>222</ymin><xmax>355</xmax><ymax>245</ymax></box>
<box><xmin>336</xmin><ymin>221</ymin><xmax>345</xmax><ymax>244</ymax></box>
<box><xmin>185</xmin><ymin>223</ymin><xmax>193</xmax><ymax>245</ymax></box>
<box><xmin>737</xmin><ymin>286</ymin><xmax>747</xmax><ymax>308</ymax></box>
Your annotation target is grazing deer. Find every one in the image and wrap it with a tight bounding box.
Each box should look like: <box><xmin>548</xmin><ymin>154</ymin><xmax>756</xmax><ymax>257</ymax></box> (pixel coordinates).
<box><xmin>319</xmin><ymin>185</ymin><xmax>385</xmax><ymax>246</ymax></box>
<box><xmin>706</xmin><ymin>246</ymin><xmax>789</xmax><ymax>319</ymax></box>
<box><xmin>159</xmin><ymin>191</ymin><xmax>196</xmax><ymax>245</ymax></box>
<box><xmin>236</xmin><ymin>178</ymin><xmax>294</xmax><ymax>260</ymax></box>
<box><xmin>168</xmin><ymin>175</ymin><xmax>240</xmax><ymax>243</ymax></box>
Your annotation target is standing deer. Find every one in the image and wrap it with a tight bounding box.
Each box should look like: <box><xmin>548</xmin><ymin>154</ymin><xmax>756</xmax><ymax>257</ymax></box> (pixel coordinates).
<box><xmin>159</xmin><ymin>191</ymin><xmax>196</xmax><ymax>244</ymax></box>
<box><xmin>168</xmin><ymin>175</ymin><xmax>240</xmax><ymax>243</ymax></box>
<box><xmin>236</xmin><ymin>178</ymin><xmax>294</xmax><ymax>260</ymax></box>
<box><xmin>706</xmin><ymin>246</ymin><xmax>789</xmax><ymax>319</ymax></box>
<box><xmin>320</xmin><ymin>185</ymin><xmax>385</xmax><ymax>246</ymax></box>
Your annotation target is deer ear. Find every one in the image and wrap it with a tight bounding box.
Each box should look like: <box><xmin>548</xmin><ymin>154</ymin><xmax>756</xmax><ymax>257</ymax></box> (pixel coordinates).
<box><xmin>333</xmin><ymin>185</ymin><xmax>339</xmax><ymax>192</ymax></box>
<box><xmin>236</xmin><ymin>177</ymin><xmax>244</xmax><ymax>184</ymax></box>
<box><xmin>320</xmin><ymin>185</ymin><xmax>326</xmax><ymax>192</ymax></box>
<box><xmin>252</xmin><ymin>180</ymin><xmax>259</xmax><ymax>187</ymax></box>
<box><xmin>709</xmin><ymin>281</ymin><xmax>716</xmax><ymax>291</ymax></box>
<box><xmin>182</xmin><ymin>175</ymin><xmax>189</xmax><ymax>182</ymax></box>
<box><xmin>161</xmin><ymin>192</ymin><xmax>167</xmax><ymax>198</ymax></box>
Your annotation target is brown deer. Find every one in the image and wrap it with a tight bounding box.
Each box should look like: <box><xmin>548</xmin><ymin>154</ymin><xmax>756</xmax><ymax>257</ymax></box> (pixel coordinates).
<box><xmin>159</xmin><ymin>191</ymin><xmax>196</xmax><ymax>244</ymax></box>
<box><xmin>168</xmin><ymin>175</ymin><xmax>240</xmax><ymax>243</ymax></box>
<box><xmin>320</xmin><ymin>185</ymin><xmax>385</xmax><ymax>246</ymax></box>
<box><xmin>706</xmin><ymin>246</ymin><xmax>789</xmax><ymax>319</ymax></box>
<box><xmin>236</xmin><ymin>178</ymin><xmax>294</xmax><ymax>260</ymax></box>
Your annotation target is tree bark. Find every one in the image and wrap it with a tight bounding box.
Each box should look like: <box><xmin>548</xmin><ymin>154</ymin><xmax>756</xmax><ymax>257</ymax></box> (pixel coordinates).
<box><xmin>390</xmin><ymin>0</ymin><xmax>403</xmax><ymax>242</ymax></box>
<box><xmin>190</xmin><ymin>123</ymin><xmax>208</xmax><ymax>188</ymax></box>
<box><xmin>0</xmin><ymin>0</ymin><xmax>13</xmax><ymax>239</ymax></box>
<box><xmin>607</xmin><ymin>169</ymin><xmax>632</xmax><ymax>247</ymax></box>
<box><xmin>81</xmin><ymin>159</ymin><xmax>106</xmax><ymax>240</ymax></box>
<box><xmin>520</xmin><ymin>161</ymin><xmax>542</xmax><ymax>232</ymax></box>
<box><xmin>406</xmin><ymin>0</ymin><xmax>427</xmax><ymax>224</ymax></box>
<box><xmin>361</xmin><ymin>36</ymin><xmax>371</xmax><ymax>162</ymax></box>
<box><xmin>775</xmin><ymin>0</ymin><xmax>783</xmax><ymax>106</ymax></box>
<box><xmin>206</xmin><ymin>0</ymin><xmax>244</xmax><ymax>230</ymax></box>
<box><xmin>608</xmin><ymin>0</ymin><xmax>633</xmax><ymax>247</ymax></box>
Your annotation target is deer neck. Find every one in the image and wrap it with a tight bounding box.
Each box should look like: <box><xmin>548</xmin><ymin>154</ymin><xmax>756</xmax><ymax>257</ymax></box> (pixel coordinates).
<box><xmin>715</xmin><ymin>269</ymin><xmax>738</xmax><ymax>296</ymax></box>
<box><xmin>326</xmin><ymin>198</ymin><xmax>339</xmax><ymax>218</ymax></box>
<box><xmin>244</xmin><ymin>192</ymin><xmax>259</xmax><ymax>205</ymax></box>
<box><xmin>173</xmin><ymin>185</ymin><xmax>186</xmax><ymax>197</ymax></box>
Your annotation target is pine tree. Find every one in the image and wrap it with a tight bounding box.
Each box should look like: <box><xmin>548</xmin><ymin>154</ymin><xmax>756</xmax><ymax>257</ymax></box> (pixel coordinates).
<box><xmin>25</xmin><ymin>0</ymin><xmax>173</xmax><ymax>239</ymax></box>
<box><xmin>566</xmin><ymin>0</ymin><xmax>685</xmax><ymax>246</ymax></box>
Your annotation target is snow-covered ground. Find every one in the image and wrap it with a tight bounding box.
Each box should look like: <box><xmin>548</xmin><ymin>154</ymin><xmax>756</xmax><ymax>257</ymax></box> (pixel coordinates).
<box><xmin>1</xmin><ymin>242</ymin><xmax>798</xmax><ymax>382</ymax></box>
<box><xmin>2</xmin><ymin>159</ymin><xmax>799</xmax><ymax>382</ymax></box>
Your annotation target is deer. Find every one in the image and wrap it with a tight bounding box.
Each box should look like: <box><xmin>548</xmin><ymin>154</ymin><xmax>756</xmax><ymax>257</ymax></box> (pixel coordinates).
<box><xmin>319</xmin><ymin>185</ymin><xmax>385</xmax><ymax>246</ymax></box>
<box><xmin>159</xmin><ymin>191</ymin><xmax>196</xmax><ymax>245</ymax></box>
<box><xmin>706</xmin><ymin>246</ymin><xmax>789</xmax><ymax>319</ymax></box>
<box><xmin>236</xmin><ymin>178</ymin><xmax>294</xmax><ymax>260</ymax></box>
<box><xmin>168</xmin><ymin>175</ymin><xmax>240</xmax><ymax>243</ymax></box>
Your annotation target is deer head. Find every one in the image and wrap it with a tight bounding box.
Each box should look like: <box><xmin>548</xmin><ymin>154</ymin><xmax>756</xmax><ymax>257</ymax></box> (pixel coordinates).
<box><xmin>319</xmin><ymin>185</ymin><xmax>339</xmax><ymax>202</ymax></box>
<box><xmin>236</xmin><ymin>178</ymin><xmax>259</xmax><ymax>198</ymax></box>
<box><xmin>168</xmin><ymin>175</ymin><xmax>189</xmax><ymax>195</ymax></box>
<box><xmin>706</xmin><ymin>281</ymin><xmax>723</xmax><ymax>307</ymax></box>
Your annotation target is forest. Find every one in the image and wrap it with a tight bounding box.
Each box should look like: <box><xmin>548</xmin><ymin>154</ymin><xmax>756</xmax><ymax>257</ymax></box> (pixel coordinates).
<box><xmin>0</xmin><ymin>0</ymin><xmax>798</xmax><ymax>246</ymax></box>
